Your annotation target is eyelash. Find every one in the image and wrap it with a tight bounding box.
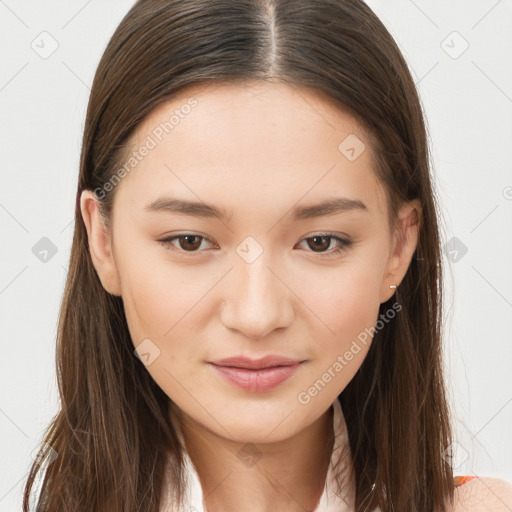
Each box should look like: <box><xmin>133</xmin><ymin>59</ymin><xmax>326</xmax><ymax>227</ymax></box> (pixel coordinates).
<box><xmin>157</xmin><ymin>232</ymin><xmax>354</xmax><ymax>259</ymax></box>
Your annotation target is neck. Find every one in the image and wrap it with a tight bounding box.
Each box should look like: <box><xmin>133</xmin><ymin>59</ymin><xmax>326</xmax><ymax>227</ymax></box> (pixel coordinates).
<box><xmin>174</xmin><ymin>404</ymin><xmax>335</xmax><ymax>512</ymax></box>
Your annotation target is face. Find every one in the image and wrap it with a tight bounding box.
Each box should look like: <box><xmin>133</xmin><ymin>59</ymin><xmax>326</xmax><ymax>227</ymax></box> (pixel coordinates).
<box><xmin>81</xmin><ymin>81</ymin><xmax>419</xmax><ymax>444</ymax></box>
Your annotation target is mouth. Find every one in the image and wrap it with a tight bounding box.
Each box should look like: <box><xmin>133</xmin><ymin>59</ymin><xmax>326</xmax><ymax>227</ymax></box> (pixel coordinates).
<box><xmin>207</xmin><ymin>358</ymin><xmax>305</xmax><ymax>393</ymax></box>
<box><xmin>209</xmin><ymin>355</ymin><xmax>305</xmax><ymax>370</ymax></box>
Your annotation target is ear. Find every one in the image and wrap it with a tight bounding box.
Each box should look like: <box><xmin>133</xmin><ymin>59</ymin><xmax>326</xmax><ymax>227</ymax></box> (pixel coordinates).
<box><xmin>379</xmin><ymin>198</ymin><xmax>422</xmax><ymax>303</ymax></box>
<box><xmin>80</xmin><ymin>190</ymin><xmax>122</xmax><ymax>296</ymax></box>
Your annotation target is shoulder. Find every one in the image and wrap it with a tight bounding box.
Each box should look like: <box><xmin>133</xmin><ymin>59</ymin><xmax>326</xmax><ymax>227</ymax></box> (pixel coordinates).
<box><xmin>451</xmin><ymin>475</ymin><xmax>512</xmax><ymax>512</ymax></box>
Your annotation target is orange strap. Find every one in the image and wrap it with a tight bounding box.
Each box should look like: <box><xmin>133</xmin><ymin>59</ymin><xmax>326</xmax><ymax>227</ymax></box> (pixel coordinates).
<box><xmin>454</xmin><ymin>475</ymin><xmax>478</xmax><ymax>487</ymax></box>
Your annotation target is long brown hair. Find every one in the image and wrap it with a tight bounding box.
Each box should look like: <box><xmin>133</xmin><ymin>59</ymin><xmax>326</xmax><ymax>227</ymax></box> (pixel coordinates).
<box><xmin>23</xmin><ymin>0</ymin><xmax>455</xmax><ymax>510</ymax></box>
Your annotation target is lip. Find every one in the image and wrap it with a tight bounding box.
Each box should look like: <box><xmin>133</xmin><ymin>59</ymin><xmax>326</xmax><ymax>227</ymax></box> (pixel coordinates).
<box><xmin>210</xmin><ymin>355</ymin><xmax>304</xmax><ymax>369</ymax></box>
<box><xmin>208</xmin><ymin>355</ymin><xmax>305</xmax><ymax>393</ymax></box>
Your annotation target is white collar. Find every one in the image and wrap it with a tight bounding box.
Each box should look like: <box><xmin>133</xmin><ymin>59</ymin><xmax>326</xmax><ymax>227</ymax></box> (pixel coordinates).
<box><xmin>162</xmin><ymin>396</ymin><xmax>355</xmax><ymax>511</ymax></box>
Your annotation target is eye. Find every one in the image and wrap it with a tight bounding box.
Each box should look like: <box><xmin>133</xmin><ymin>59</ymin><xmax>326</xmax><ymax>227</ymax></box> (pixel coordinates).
<box><xmin>296</xmin><ymin>233</ymin><xmax>354</xmax><ymax>257</ymax></box>
<box><xmin>157</xmin><ymin>232</ymin><xmax>354</xmax><ymax>258</ymax></box>
<box><xmin>158</xmin><ymin>233</ymin><xmax>216</xmax><ymax>254</ymax></box>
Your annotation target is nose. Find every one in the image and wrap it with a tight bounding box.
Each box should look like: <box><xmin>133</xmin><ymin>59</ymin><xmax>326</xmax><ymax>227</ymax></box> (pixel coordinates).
<box><xmin>220</xmin><ymin>252</ymin><xmax>294</xmax><ymax>340</ymax></box>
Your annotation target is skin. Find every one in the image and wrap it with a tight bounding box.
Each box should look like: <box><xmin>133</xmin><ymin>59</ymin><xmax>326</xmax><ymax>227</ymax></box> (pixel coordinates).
<box><xmin>81</xmin><ymin>81</ymin><xmax>421</xmax><ymax>512</ymax></box>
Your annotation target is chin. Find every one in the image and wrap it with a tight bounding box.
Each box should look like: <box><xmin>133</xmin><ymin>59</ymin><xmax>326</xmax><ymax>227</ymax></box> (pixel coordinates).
<box><xmin>210</xmin><ymin>406</ymin><xmax>303</xmax><ymax>445</ymax></box>
<box><xmin>228</xmin><ymin>425</ymin><xmax>293</xmax><ymax>446</ymax></box>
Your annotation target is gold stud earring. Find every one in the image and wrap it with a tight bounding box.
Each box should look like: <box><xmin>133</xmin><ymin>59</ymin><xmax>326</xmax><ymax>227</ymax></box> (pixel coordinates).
<box><xmin>389</xmin><ymin>285</ymin><xmax>397</xmax><ymax>289</ymax></box>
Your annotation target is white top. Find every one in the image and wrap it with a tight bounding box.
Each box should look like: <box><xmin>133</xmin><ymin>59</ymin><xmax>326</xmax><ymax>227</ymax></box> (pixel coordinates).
<box><xmin>160</xmin><ymin>397</ymin><xmax>512</xmax><ymax>511</ymax></box>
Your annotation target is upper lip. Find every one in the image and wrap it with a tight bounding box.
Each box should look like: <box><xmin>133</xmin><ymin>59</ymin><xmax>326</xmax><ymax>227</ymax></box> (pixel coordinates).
<box><xmin>209</xmin><ymin>355</ymin><xmax>304</xmax><ymax>370</ymax></box>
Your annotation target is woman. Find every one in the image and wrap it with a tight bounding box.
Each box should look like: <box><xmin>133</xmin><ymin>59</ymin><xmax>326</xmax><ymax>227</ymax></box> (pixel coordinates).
<box><xmin>23</xmin><ymin>0</ymin><xmax>512</xmax><ymax>511</ymax></box>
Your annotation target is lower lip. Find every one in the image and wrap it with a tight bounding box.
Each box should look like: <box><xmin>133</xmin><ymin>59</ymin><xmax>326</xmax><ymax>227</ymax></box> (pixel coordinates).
<box><xmin>208</xmin><ymin>363</ymin><xmax>302</xmax><ymax>392</ymax></box>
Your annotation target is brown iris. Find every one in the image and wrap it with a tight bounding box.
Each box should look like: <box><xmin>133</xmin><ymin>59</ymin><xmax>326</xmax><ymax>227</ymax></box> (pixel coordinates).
<box><xmin>306</xmin><ymin>235</ymin><xmax>331</xmax><ymax>252</ymax></box>
<box><xmin>178</xmin><ymin>235</ymin><xmax>203</xmax><ymax>251</ymax></box>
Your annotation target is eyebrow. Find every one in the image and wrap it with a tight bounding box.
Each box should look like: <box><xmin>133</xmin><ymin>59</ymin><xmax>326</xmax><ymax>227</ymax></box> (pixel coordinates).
<box><xmin>144</xmin><ymin>196</ymin><xmax>368</xmax><ymax>223</ymax></box>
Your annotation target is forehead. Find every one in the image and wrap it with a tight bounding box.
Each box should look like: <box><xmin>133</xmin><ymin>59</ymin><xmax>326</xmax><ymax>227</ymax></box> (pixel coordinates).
<box><xmin>115</xmin><ymin>81</ymin><xmax>388</xmax><ymax>220</ymax></box>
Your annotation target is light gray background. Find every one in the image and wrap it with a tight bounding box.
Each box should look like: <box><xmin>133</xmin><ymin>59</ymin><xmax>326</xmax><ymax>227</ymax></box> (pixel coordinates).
<box><xmin>1</xmin><ymin>1</ymin><xmax>511</xmax><ymax>510</ymax></box>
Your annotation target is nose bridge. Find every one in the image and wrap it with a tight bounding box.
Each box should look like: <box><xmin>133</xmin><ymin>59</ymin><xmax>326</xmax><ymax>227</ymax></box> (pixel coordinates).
<box><xmin>220</xmin><ymin>241</ymin><xmax>292</xmax><ymax>339</ymax></box>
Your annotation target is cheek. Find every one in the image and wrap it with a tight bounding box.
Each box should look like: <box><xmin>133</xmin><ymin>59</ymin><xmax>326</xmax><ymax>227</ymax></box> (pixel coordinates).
<box><xmin>297</xmin><ymin>254</ymin><xmax>385</xmax><ymax>390</ymax></box>
<box><xmin>304</xmin><ymin>264</ymin><xmax>382</xmax><ymax>337</ymax></box>
<box><xmin>121</xmin><ymin>263</ymin><xmax>215</xmax><ymax>347</ymax></box>
<box><xmin>117</xmin><ymin>255</ymin><xmax>216</xmax><ymax>402</ymax></box>
<box><xmin>295</xmin><ymin>271</ymin><xmax>381</xmax><ymax>401</ymax></box>
<box><xmin>113</xmin><ymin>240</ymin><xmax>209</xmax><ymax>344</ymax></box>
